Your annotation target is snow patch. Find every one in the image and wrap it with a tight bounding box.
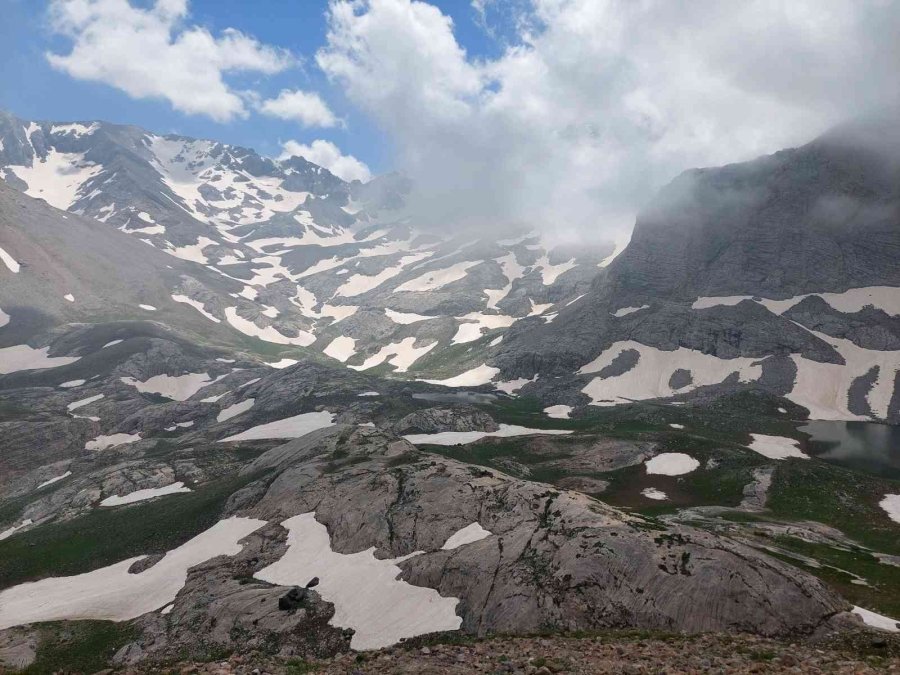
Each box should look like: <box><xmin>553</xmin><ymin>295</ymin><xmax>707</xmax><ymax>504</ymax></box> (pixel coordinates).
<box><xmin>641</xmin><ymin>488</ymin><xmax>668</xmax><ymax>501</ymax></box>
<box><xmin>37</xmin><ymin>471</ymin><xmax>72</xmax><ymax>489</ymax></box>
<box><xmin>220</xmin><ymin>411</ymin><xmax>335</xmax><ymax>442</ymax></box>
<box><xmin>349</xmin><ymin>338</ymin><xmax>436</xmax><ymax>373</ymax></box>
<box><xmin>224</xmin><ymin>307</ymin><xmax>315</xmax><ymax>346</ymax></box>
<box><xmin>0</xmin><ymin>345</ymin><xmax>80</xmax><ymax>374</ymax></box>
<box><xmin>879</xmin><ymin>494</ymin><xmax>900</xmax><ymax>525</ymax></box>
<box><xmin>100</xmin><ymin>482</ymin><xmax>192</xmax><ymax>507</ymax></box>
<box><xmin>544</xmin><ymin>405</ymin><xmax>573</xmax><ymax>419</ymax></box>
<box><xmin>852</xmin><ymin>606</ymin><xmax>899</xmax><ymax>632</ymax></box>
<box><xmin>254</xmin><ymin>513</ymin><xmax>461</xmax><ymax>650</ymax></box>
<box><xmin>612</xmin><ymin>305</ymin><xmax>649</xmax><ymax>317</ymax></box>
<box><xmin>747</xmin><ymin>434</ymin><xmax>808</xmax><ymax>460</ymax></box>
<box><xmin>85</xmin><ymin>433</ymin><xmax>142</xmax><ymax>451</ymax></box>
<box><xmin>404</xmin><ymin>423</ymin><xmax>571</xmax><ymax>446</ymax></box>
<box><xmin>172</xmin><ymin>295</ymin><xmax>220</xmax><ymax>323</ymax></box>
<box><xmin>422</xmin><ymin>364</ymin><xmax>500</xmax><ymax>387</ymax></box>
<box><xmin>0</xmin><ymin>519</ymin><xmax>33</xmax><ymax>541</ymax></box>
<box><xmin>580</xmin><ymin>342</ymin><xmax>762</xmax><ymax>407</ymax></box>
<box><xmin>645</xmin><ymin>453</ymin><xmax>699</xmax><ymax>476</ymax></box>
<box><xmin>67</xmin><ymin>393</ymin><xmax>104</xmax><ymax>411</ymax></box>
<box><xmin>441</xmin><ymin>523</ymin><xmax>492</xmax><ymax>550</ymax></box>
<box><xmin>217</xmin><ymin>398</ymin><xmax>255</xmax><ymax>422</ymax></box>
<box><xmin>395</xmin><ymin>261</ymin><xmax>479</xmax><ymax>293</ymax></box>
<box><xmin>385</xmin><ymin>309</ymin><xmax>433</xmax><ymax>324</ymax></box>
<box><xmin>0</xmin><ymin>517</ymin><xmax>266</xmax><ymax>630</ymax></box>
<box><xmin>120</xmin><ymin>373</ymin><xmax>214</xmax><ymax>401</ymax></box>
<box><xmin>323</xmin><ymin>336</ymin><xmax>357</xmax><ymax>363</ymax></box>
<box><xmin>0</xmin><ymin>246</ymin><xmax>20</xmax><ymax>273</ymax></box>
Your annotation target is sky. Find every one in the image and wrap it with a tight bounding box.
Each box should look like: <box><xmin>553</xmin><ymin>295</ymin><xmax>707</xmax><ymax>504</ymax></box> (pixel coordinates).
<box><xmin>2</xmin><ymin>0</ymin><xmax>899</xmax><ymax>241</ymax></box>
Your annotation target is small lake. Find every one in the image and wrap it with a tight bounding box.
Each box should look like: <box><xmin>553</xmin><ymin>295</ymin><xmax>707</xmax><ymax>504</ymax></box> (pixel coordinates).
<box><xmin>800</xmin><ymin>421</ymin><xmax>900</xmax><ymax>479</ymax></box>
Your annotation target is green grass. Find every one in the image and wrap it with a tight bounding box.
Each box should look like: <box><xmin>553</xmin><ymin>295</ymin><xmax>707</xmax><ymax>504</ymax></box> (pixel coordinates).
<box><xmin>0</xmin><ymin>472</ymin><xmax>265</xmax><ymax>589</ymax></box>
<box><xmin>765</xmin><ymin>536</ymin><xmax>900</xmax><ymax>618</ymax></box>
<box><xmin>767</xmin><ymin>460</ymin><xmax>900</xmax><ymax>555</ymax></box>
<box><xmin>599</xmin><ymin>444</ymin><xmax>764</xmax><ymax>515</ymax></box>
<box><xmin>21</xmin><ymin>621</ymin><xmax>138</xmax><ymax>675</ymax></box>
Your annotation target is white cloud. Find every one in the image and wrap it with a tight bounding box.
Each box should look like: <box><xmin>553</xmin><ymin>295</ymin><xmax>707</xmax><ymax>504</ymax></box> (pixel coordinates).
<box><xmin>46</xmin><ymin>0</ymin><xmax>294</xmax><ymax>122</ymax></box>
<box><xmin>280</xmin><ymin>139</ymin><xmax>372</xmax><ymax>182</ymax></box>
<box><xmin>258</xmin><ymin>89</ymin><xmax>339</xmax><ymax>128</ymax></box>
<box><xmin>318</xmin><ymin>0</ymin><xmax>900</xmax><ymax>238</ymax></box>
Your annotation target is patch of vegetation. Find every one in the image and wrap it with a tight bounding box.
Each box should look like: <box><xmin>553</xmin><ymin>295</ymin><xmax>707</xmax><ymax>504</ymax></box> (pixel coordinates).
<box><xmin>765</xmin><ymin>535</ymin><xmax>900</xmax><ymax>618</ymax></box>
<box><xmin>285</xmin><ymin>658</ymin><xmax>319</xmax><ymax>674</ymax></box>
<box><xmin>767</xmin><ymin>460</ymin><xmax>900</xmax><ymax>555</ymax></box>
<box><xmin>0</xmin><ymin>472</ymin><xmax>265</xmax><ymax>590</ymax></box>
<box><xmin>599</xmin><ymin>443</ymin><xmax>764</xmax><ymax>515</ymax></box>
<box><xmin>22</xmin><ymin>621</ymin><xmax>138</xmax><ymax>675</ymax></box>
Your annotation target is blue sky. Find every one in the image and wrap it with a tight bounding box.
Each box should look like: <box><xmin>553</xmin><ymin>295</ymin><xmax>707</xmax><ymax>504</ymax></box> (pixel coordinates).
<box><xmin>2</xmin><ymin>0</ymin><xmax>894</xmax><ymax>237</ymax></box>
<box><xmin>0</xmin><ymin>0</ymin><xmax>499</xmax><ymax>174</ymax></box>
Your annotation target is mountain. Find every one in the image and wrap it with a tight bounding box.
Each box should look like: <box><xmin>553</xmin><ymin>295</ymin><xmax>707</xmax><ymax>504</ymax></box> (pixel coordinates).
<box><xmin>494</xmin><ymin>115</ymin><xmax>900</xmax><ymax>423</ymax></box>
<box><xmin>1</xmin><ymin>111</ymin><xmax>898</xmax><ymax>670</ymax></box>
<box><xmin>0</xmin><ymin>110</ymin><xmax>611</xmax><ymax>378</ymax></box>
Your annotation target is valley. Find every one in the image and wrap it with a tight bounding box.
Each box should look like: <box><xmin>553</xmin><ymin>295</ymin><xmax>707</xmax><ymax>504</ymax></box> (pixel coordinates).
<box><xmin>0</xmin><ymin>110</ymin><xmax>898</xmax><ymax>672</ymax></box>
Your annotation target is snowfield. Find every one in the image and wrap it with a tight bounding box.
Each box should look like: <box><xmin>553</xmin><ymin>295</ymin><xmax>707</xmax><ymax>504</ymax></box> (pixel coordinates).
<box><xmin>349</xmin><ymin>338</ymin><xmax>436</xmax><ymax>373</ymax></box>
<box><xmin>100</xmin><ymin>482</ymin><xmax>192</xmax><ymax>507</ymax></box>
<box><xmin>255</xmin><ymin>513</ymin><xmax>462</xmax><ymax>650</ymax></box>
<box><xmin>641</xmin><ymin>488</ymin><xmax>668</xmax><ymax>500</ymax></box>
<box><xmin>85</xmin><ymin>433</ymin><xmax>142</xmax><ymax>451</ymax></box>
<box><xmin>747</xmin><ymin>434</ymin><xmax>808</xmax><ymax>460</ymax></box>
<box><xmin>0</xmin><ymin>345</ymin><xmax>80</xmax><ymax>374</ymax></box>
<box><xmin>120</xmin><ymin>373</ymin><xmax>215</xmax><ymax>401</ymax></box>
<box><xmin>692</xmin><ymin>286</ymin><xmax>900</xmax><ymax>317</ymax></box>
<box><xmin>852</xmin><ymin>606</ymin><xmax>899</xmax><ymax>632</ymax></box>
<box><xmin>0</xmin><ymin>517</ymin><xmax>266</xmax><ymax>630</ymax></box>
<box><xmin>543</xmin><ymin>405</ymin><xmax>573</xmax><ymax>419</ymax></box>
<box><xmin>220</xmin><ymin>411</ymin><xmax>335</xmax><ymax>442</ymax></box>
<box><xmin>879</xmin><ymin>494</ymin><xmax>900</xmax><ymax>525</ymax></box>
<box><xmin>404</xmin><ymin>424</ymin><xmax>571</xmax><ymax>446</ymax></box>
<box><xmin>422</xmin><ymin>363</ymin><xmax>500</xmax><ymax>387</ymax></box>
<box><xmin>580</xmin><ymin>342</ymin><xmax>762</xmax><ymax>406</ymax></box>
<box><xmin>323</xmin><ymin>336</ymin><xmax>357</xmax><ymax>363</ymax></box>
<box><xmin>37</xmin><ymin>471</ymin><xmax>72</xmax><ymax>489</ymax></box>
<box><xmin>217</xmin><ymin>398</ymin><xmax>255</xmax><ymax>422</ymax></box>
<box><xmin>645</xmin><ymin>453</ymin><xmax>700</xmax><ymax>476</ymax></box>
<box><xmin>67</xmin><ymin>393</ymin><xmax>104</xmax><ymax>411</ymax></box>
<box><xmin>441</xmin><ymin>523</ymin><xmax>492</xmax><ymax>550</ymax></box>
<box><xmin>0</xmin><ymin>246</ymin><xmax>19</xmax><ymax>273</ymax></box>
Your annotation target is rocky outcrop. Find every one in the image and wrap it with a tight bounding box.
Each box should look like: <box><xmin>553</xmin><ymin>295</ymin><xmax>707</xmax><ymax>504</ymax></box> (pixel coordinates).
<box><xmin>212</xmin><ymin>426</ymin><xmax>847</xmax><ymax>640</ymax></box>
<box><xmin>391</xmin><ymin>406</ymin><xmax>498</xmax><ymax>435</ymax></box>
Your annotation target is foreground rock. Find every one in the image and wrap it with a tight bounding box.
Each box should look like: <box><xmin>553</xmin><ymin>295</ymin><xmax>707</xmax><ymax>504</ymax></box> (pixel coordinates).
<box><xmin>155</xmin><ymin>631</ymin><xmax>900</xmax><ymax>674</ymax></box>
<box><xmin>109</xmin><ymin>424</ymin><xmax>852</xmax><ymax>665</ymax></box>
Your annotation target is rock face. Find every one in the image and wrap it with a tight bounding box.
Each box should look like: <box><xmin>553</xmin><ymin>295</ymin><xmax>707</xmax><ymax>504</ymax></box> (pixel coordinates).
<box><xmin>391</xmin><ymin>406</ymin><xmax>498</xmax><ymax>434</ymax></box>
<box><xmin>493</xmin><ymin>115</ymin><xmax>900</xmax><ymax>423</ymax></box>
<box><xmin>219</xmin><ymin>427</ymin><xmax>845</xmax><ymax>639</ymax></box>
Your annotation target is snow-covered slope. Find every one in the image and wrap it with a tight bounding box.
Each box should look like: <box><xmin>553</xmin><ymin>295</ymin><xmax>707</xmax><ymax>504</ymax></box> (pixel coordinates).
<box><xmin>0</xmin><ymin>110</ymin><xmax>611</xmax><ymax>374</ymax></box>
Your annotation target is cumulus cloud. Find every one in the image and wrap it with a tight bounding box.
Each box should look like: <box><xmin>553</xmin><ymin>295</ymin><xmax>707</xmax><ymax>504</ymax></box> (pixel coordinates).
<box><xmin>317</xmin><ymin>0</ymin><xmax>900</xmax><ymax>239</ymax></box>
<box><xmin>257</xmin><ymin>89</ymin><xmax>339</xmax><ymax>128</ymax></box>
<box><xmin>280</xmin><ymin>139</ymin><xmax>372</xmax><ymax>182</ymax></box>
<box><xmin>46</xmin><ymin>0</ymin><xmax>294</xmax><ymax>122</ymax></box>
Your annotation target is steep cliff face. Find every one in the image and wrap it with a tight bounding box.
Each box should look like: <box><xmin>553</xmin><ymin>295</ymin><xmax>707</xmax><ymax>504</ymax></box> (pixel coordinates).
<box><xmin>492</xmin><ymin>116</ymin><xmax>900</xmax><ymax>423</ymax></box>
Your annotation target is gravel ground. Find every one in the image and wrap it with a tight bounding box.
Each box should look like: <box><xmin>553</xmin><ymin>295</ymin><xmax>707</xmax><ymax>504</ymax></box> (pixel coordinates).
<box><xmin>156</xmin><ymin>631</ymin><xmax>900</xmax><ymax>674</ymax></box>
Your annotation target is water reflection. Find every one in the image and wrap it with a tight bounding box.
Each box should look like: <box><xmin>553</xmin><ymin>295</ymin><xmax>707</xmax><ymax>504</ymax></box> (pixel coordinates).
<box><xmin>800</xmin><ymin>421</ymin><xmax>900</xmax><ymax>478</ymax></box>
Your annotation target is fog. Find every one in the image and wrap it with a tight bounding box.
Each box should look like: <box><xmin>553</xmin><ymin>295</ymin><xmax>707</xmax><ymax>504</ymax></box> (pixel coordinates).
<box><xmin>317</xmin><ymin>0</ymin><xmax>900</xmax><ymax>243</ymax></box>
